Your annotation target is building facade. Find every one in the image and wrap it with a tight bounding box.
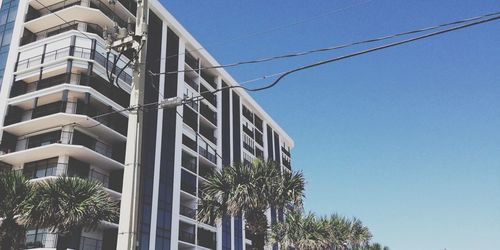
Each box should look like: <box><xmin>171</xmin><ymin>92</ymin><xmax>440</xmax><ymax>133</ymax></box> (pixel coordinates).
<box><xmin>0</xmin><ymin>0</ymin><xmax>294</xmax><ymax>249</ymax></box>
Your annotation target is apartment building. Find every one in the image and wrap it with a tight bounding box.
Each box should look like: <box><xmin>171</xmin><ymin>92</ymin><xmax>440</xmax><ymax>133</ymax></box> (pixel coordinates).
<box><xmin>0</xmin><ymin>0</ymin><xmax>294</xmax><ymax>249</ymax></box>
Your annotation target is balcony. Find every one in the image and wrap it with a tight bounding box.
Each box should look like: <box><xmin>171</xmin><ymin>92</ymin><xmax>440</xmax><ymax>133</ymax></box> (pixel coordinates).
<box><xmin>254</xmin><ymin>115</ymin><xmax>263</xmax><ymax>132</ymax></box>
<box><xmin>198</xmin><ymin>146</ymin><xmax>216</xmax><ymax>165</ymax></box>
<box><xmin>24</xmin><ymin>230</ymin><xmax>103</xmax><ymax>250</ymax></box>
<box><xmin>282</xmin><ymin>146</ymin><xmax>291</xmax><ymax>157</ymax></box>
<box><xmin>181</xmin><ymin>151</ymin><xmax>197</xmax><ymax>173</ymax></box>
<box><xmin>0</xmin><ymin>130</ymin><xmax>125</xmax><ymax>169</ymax></box>
<box><xmin>181</xmin><ymin>170</ymin><xmax>197</xmax><ymax>196</ymax></box>
<box><xmin>25</xmin><ymin>0</ymin><xmax>133</xmax><ymax>34</ymax></box>
<box><xmin>200</xmin><ymin>102</ymin><xmax>216</xmax><ymax>126</ymax></box>
<box><xmin>182</xmin><ymin>135</ymin><xmax>197</xmax><ymax>153</ymax></box>
<box><xmin>197</xmin><ymin>228</ymin><xmax>216</xmax><ymax>249</ymax></box>
<box><xmin>22</xmin><ymin>157</ymin><xmax>117</xmax><ymax>192</ymax></box>
<box><xmin>10</xmin><ymin>73</ymin><xmax>68</xmax><ymax>97</ymax></box>
<box><xmin>199</xmin><ymin>161</ymin><xmax>214</xmax><ymax>180</ymax></box>
<box><xmin>182</xmin><ymin>107</ymin><xmax>198</xmax><ymax>131</ymax></box>
<box><xmin>24</xmin><ymin>231</ymin><xmax>58</xmax><ymax>249</ymax></box>
<box><xmin>242</xmin><ymin>105</ymin><xmax>254</xmax><ymax>123</ymax></box>
<box><xmin>200</xmin><ymin>84</ymin><xmax>216</xmax><ymax>108</ymax></box>
<box><xmin>16</xmin><ymin>44</ymin><xmax>132</xmax><ymax>85</ymax></box>
<box><xmin>282</xmin><ymin>157</ymin><xmax>291</xmax><ymax>170</ymax></box>
<box><xmin>199</xmin><ymin>125</ymin><xmax>216</xmax><ymax>145</ymax></box>
<box><xmin>200</xmin><ymin>70</ymin><xmax>217</xmax><ymax>89</ymax></box>
<box><xmin>185</xmin><ymin>51</ymin><xmax>199</xmax><ymax>70</ymax></box>
<box><xmin>21</xmin><ymin>21</ymin><xmax>104</xmax><ymax>46</ymax></box>
<box><xmin>255</xmin><ymin>130</ymin><xmax>263</xmax><ymax>146</ymax></box>
<box><xmin>184</xmin><ymin>72</ymin><xmax>199</xmax><ymax>92</ymax></box>
<box><xmin>243</xmin><ymin>124</ymin><xmax>254</xmax><ymax>138</ymax></box>
<box><xmin>243</xmin><ymin>141</ymin><xmax>254</xmax><ymax>155</ymax></box>
<box><xmin>4</xmin><ymin>98</ymin><xmax>127</xmax><ymax>139</ymax></box>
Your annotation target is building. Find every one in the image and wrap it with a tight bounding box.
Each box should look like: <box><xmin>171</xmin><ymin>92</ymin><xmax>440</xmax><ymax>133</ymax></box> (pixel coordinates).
<box><xmin>0</xmin><ymin>0</ymin><xmax>294</xmax><ymax>249</ymax></box>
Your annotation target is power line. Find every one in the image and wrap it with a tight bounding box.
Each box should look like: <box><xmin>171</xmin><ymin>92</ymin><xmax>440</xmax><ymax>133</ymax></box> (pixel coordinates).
<box><xmin>154</xmin><ymin>0</ymin><xmax>375</xmax><ymax>62</ymax></box>
<box><xmin>181</xmin><ymin>12</ymin><xmax>500</xmax><ymax>104</ymax></box>
<box><xmin>17</xmin><ymin>9</ymin><xmax>500</xmax><ymax>137</ymax></box>
<box><xmin>149</xmin><ymin>10</ymin><xmax>500</xmax><ymax>76</ymax></box>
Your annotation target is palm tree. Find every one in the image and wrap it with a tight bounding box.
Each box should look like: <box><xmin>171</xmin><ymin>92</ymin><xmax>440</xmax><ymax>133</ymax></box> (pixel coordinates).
<box><xmin>22</xmin><ymin>177</ymin><xmax>119</xmax><ymax>250</ymax></box>
<box><xmin>271</xmin><ymin>209</ymin><xmax>329</xmax><ymax>249</ymax></box>
<box><xmin>0</xmin><ymin>171</ymin><xmax>33</xmax><ymax>250</ymax></box>
<box><xmin>321</xmin><ymin>214</ymin><xmax>372</xmax><ymax>250</ymax></box>
<box><xmin>198</xmin><ymin>159</ymin><xmax>305</xmax><ymax>250</ymax></box>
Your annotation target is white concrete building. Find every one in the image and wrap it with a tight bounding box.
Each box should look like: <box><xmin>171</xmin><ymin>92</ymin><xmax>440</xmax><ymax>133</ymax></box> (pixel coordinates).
<box><xmin>0</xmin><ymin>0</ymin><xmax>294</xmax><ymax>249</ymax></box>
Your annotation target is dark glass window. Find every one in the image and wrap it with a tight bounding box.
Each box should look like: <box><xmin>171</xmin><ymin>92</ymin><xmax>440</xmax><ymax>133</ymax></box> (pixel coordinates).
<box><xmin>23</xmin><ymin>157</ymin><xmax>59</xmax><ymax>179</ymax></box>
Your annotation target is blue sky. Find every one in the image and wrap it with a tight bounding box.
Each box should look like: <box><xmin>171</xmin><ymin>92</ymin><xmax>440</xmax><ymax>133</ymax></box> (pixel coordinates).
<box><xmin>162</xmin><ymin>1</ymin><xmax>500</xmax><ymax>249</ymax></box>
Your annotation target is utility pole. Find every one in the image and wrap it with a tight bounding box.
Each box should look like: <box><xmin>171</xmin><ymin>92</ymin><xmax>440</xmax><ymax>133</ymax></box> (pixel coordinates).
<box><xmin>111</xmin><ymin>0</ymin><xmax>148</xmax><ymax>247</ymax></box>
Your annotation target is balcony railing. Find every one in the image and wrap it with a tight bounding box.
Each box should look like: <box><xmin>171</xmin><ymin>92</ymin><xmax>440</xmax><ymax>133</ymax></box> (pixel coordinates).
<box><xmin>21</xmin><ymin>21</ymin><xmax>104</xmax><ymax>46</ymax></box>
<box><xmin>26</xmin><ymin>0</ymin><xmax>82</xmax><ymax>22</ymax></box>
<box><xmin>88</xmin><ymin>0</ymin><xmax>129</xmax><ymax>27</ymax></box>
<box><xmin>72</xmin><ymin>131</ymin><xmax>114</xmax><ymax>159</ymax></box>
<box><xmin>242</xmin><ymin>124</ymin><xmax>254</xmax><ymax>138</ymax></box>
<box><xmin>23</xmin><ymin>162</ymin><xmax>68</xmax><ymax>179</ymax></box>
<box><xmin>282</xmin><ymin>157</ymin><xmax>291</xmax><ymax>170</ymax></box>
<box><xmin>26</xmin><ymin>0</ymin><xmax>128</xmax><ymax>28</ymax></box>
<box><xmin>24</xmin><ymin>232</ymin><xmax>58</xmax><ymax>249</ymax></box>
<box><xmin>282</xmin><ymin>146</ymin><xmax>291</xmax><ymax>157</ymax></box>
<box><xmin>243</xmin><ymin>141</ymin><xmax>254</xmax><ymax>155</ymax></box>
<box><xmin>10</xmin><ymin>73</ymin><xmax>70</xmax><ymax>95</ymax></box>
<box><xmin>1</xmin><ymin>130</ymin><xmax>122</xmax><ymax>163</ymax></box>
<box><xmin>16</xmin><ymin>45</ymin><xmax>132</xmax><ymax>85</ymax></box>
<box><xmin>198</xmin><ymin>147</ymin><xmax>216</xmax><ymax>165</ymax></box>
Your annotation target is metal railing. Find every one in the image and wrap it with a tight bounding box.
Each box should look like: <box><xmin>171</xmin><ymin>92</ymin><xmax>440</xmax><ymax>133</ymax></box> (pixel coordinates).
<box><xmin>24</xmin><ymin>232</ymin><xmax>58</xmax><ymax>249</ymax></box>
<box><xmin>26</xmin><ymin>0</ymin><xmax>82</xmax><ymax>22</ymax></box>
<box><xmin>198</xmin><ymin>147</ymin><xmax>217</xmax><ymax>164</ymax></box>
<box><xmin>10</xmin><ymin>73</ymin><xmax>71</xmax><ymax>97</ymax></box>
<box><xmin>282</xmin><ymin>157</ymin><xmax>291</xmax><ymax>170</ymax></box>
<box><xmin>21</xmin><ymin>21</ymin><xmax>104</xmax><ymax>46</ymax></box>
<box><xmin>88</xmin><ymin>0</ymin><xmax>129</xmax><ymax>28</ymax></box>
<box><xmin>24</xmin><ymin>162</ymin><xmax>68</xmax><ymax>179</ymax></box>
<box><xmin>16</xmin><ymin>45</ymin><xmax>132</xmax><ymax>85</ymax></box>
<box><xmin>282</xmin><ymin>146</ymin><xmax>291</xmax><ymax>157</ymax></box>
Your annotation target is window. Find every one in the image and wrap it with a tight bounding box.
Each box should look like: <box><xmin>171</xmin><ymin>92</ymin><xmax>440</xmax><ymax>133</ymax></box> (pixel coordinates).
<box><xmin>23</xmin><ymin>157</ymin><xmax>59</xmax><ymax>179</ymax></box>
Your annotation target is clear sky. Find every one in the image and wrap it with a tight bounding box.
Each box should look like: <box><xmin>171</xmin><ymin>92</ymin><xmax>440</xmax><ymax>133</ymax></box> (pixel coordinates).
<box><xmin>161</xmin><ymin>1</ymin><xmax>500</xmax><ymax>249</ymax></box>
